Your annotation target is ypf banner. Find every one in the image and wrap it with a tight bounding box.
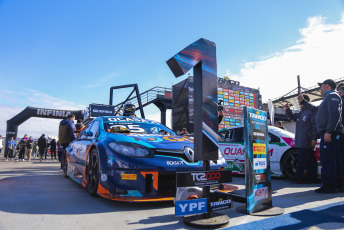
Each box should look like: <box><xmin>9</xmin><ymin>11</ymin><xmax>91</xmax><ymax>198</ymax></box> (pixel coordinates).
<box><xmin>243</xmin><ymin>107</ymin><xmax>272</xmax><ymax>214</ymax></box>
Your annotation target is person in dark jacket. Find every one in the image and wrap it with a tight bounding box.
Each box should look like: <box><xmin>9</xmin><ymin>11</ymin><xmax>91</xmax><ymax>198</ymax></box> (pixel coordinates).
<box><xmin>18</xmin><ymin>134</ymin><xmax>28</xmax><ymax>161</ymax></box>
<box><xmin>336</xmin><ymin>85</ymin><xmax>344</xmax><ymax>191</ymax></box>
<box><xmin>38</xmin><ymin>134</ymin><xmax>47</xmax><ymax>162</ymax></box>
<box><xmin>50</xmin><ymin>139</ymin><xmax>57</xmax><ymax>159</ymax></box>
<box><xmin>26</xmin><ymin>136</ymin><xmax>34</xmax><ymax>161</ymax></box>
<box><xmin>299</xmin><ymin>79</ymin><xmax>344</xmax><ymax>193</ymax></box>
<box><xmin>59</xmin><ymin>114</ymin><xmax>75</xmax><ymax>149</ymax></box>
<box><xmin>286</xmin><ymin>94</ymin><xmax>318</xmax><ymax>183</ymax></box>
<box><xmin>58</xmin><ymin>114</ymin><xmax>75</xmax><ymax>170</ymax></box>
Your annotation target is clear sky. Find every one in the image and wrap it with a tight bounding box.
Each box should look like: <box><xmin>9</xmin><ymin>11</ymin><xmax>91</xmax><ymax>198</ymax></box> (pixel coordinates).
<box><xmin>1</xmin><ymin>0</ymin><xmax>344</xmax><ymax>138</ymax></box>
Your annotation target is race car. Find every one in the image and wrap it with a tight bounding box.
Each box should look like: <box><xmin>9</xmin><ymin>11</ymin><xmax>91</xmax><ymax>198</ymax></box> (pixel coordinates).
<box><xmin>62</xmin><ymin>116</ymin><xmax>226</xmax><ymax>202</ymax></box>
<box><xmin>218</xmin><ymin>125</ymin><xmax>320</xmax><ymax>178</ymax></box>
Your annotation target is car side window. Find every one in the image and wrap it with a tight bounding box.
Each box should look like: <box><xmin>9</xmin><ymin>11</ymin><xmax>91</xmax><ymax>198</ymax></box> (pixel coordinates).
<box><xmin>88</xmin><ymin>120</ymin><xmax>100</xmax><ymax>139</ymax></box>
<box><xmin>79</xmin><ymin>121</ymin><xmax>94</xmax><ymax>139</ymax></box>
<box><xmin>269</xmin><ymin>133</ymin><xmax>280</xmax><ymax>143</ymax></box>
<box><xmin>232</xmin><ymin>128</ymin><xmax>244</xmax><ymax>142</ymax></box>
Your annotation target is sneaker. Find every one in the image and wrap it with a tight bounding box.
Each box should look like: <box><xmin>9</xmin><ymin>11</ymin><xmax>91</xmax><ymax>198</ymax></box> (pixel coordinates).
<box><xmin>16</xmin><ymin>159</ymin><xmax>19</xmax><ymax>161</ymax></box>
<box><xmin>6</xmin><ymin>159</ymin><xmax>8</xmax><ymax>161</ymax></box>
<box><xmin>315</xmin><ymin>185</ymin><xmax>337</xmax><ymax>194</ymax></box>
<box><xmin>22</xmin><ymin>159</ymin><xmax>25</xmax><ymax>161</ymax></box>
<box><xmin>28</xmin><ymin>159</ymin><xmax>31</xmax><ymax>162</ymax></box>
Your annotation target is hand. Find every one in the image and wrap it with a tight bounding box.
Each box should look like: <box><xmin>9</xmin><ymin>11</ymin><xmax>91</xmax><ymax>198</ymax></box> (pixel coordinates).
<box><xmin>285</xmin><ymin>102</ymin><xmax>290</xmax><ymax>110</ymax></box>
<box><xmin>312</xmin><ymin>140</ymin><xmax>317</xmax><ymax>147</ymax></box>
<box><xmin>324</xmin><ymin>133</ymin><xmax>332</xmax><ymax>142</ymax></box>
<box><xmin>297</xmin><ymin>93</ymin><xmax>304</xmax><ymax>103</ymax></box>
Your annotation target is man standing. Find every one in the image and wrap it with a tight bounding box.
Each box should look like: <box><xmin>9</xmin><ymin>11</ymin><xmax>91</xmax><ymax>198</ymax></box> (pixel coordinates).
<box><xmin>5</xmin><ymin>136</ymin><xmax>16</xmax><ymax>161</ymax></box>
<box><xmin>58</xmin><ymin>114</ymin><xmax>75</xmax><ymax>170</ymax></box>
<box><xmin>26</xmin><ymin>136</ymin><xmax>34</xmax><ymax>161</ymax></box>
<box><xmin>18</xmin><ymin>134</ymin><xmax>28</xmax><ymax>161</ymax></box>
<box><xmin>50</xmin><ymin>139</ymin><xmax>57</xmax><ymax>159</ymax></box>
<box><xmin>286</xmin><ymin>95</ymin><xmax>318</xmax><ymax>183</ymax></box>
<box><xmin>38</xmin><ymin>134</ymin><xmax>47</xmax><ymax>162</ymax></box>
<box><xmin>300</xmin><ymin>79</ymin><xmax>344</xmax><ymax>193</ymax></box>
<box><xmin>336</xmin><ymin>85</ymin><xmax>344</xmax><ymax>191</ymax></box>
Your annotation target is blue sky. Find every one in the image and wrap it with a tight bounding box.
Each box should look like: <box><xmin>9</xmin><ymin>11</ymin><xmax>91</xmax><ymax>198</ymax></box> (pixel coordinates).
<box><xmin>1</xmin><ymin>0</ymin><xmax>344</xmax><ymax>137</ymax></box>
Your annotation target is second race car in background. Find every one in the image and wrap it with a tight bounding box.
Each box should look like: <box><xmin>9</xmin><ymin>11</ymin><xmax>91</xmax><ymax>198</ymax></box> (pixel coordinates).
<box><xmin>218</xmin><ymin>125</ymin><xmax>320</xmax><ymax>178</ymax></box>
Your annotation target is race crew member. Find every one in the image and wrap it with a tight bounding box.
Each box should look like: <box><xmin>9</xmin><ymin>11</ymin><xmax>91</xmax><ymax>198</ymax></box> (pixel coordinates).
<box><xmin>122</xmin><ymin>103</ymin><xmax>137</xmax><ymax>117</ymax></box>
<box><xmin>58</xmin><ymin>114</ymin><xmax>76</xmax><ymax>169</ymax></box>
<box><xmin>299</xmin><ymin>79</ymin><xmax>344</xmax><ymax>193</ymax></box>
<box><xmin>285</xmin><ymin>94</ymin><xmax>318</xmax><ymax>183</ymax></box>
<box><xmin>336</xmin><ymin>85</ymin><xmax>344</xmax><ymax>191</ymax></box>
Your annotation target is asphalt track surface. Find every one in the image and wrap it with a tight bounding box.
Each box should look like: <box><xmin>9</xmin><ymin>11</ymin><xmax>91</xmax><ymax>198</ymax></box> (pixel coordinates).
<box><xmin>0</xmin><ymin>158</ymin><xmax>343</xmax><ymax>230</ymax></box>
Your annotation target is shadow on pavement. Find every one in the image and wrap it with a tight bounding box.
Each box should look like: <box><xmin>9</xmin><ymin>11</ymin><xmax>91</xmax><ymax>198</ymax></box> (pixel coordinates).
<box><xmin>0</xmin><ymin>173</ymin><xmax>173</xmax><ymax>215</ymax></box>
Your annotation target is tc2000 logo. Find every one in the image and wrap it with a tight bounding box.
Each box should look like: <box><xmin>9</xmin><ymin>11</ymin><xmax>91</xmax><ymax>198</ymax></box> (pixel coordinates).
<box><xmin>191</xmin><ymin>172</ymin><xmax>221</xmax><ymax>181</ymax></box>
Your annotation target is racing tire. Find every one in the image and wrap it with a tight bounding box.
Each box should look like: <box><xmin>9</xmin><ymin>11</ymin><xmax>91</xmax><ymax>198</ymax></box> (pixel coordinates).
<box><xmin>281</xmin><ymin>149</ymin><xmax>298</xmax><ymax>178</ymax></box>
<box><xmin>87</xmin><ymin>149</ymin><xmax>99</xmax><ymax>196</ymax></box>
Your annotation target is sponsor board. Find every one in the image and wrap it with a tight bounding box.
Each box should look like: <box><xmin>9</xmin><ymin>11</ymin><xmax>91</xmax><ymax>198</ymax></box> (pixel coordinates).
<box><xmin>254</xmin><ymin>187</ymin><xmax>268</xmax><ymax>201</ymax></box>
<box><xmin>253</xmin><ymin>158</ymin><xmax>267</xmax><ymax>170</ymax></box>
<box><xmin>175</xmin><ymin>198</ymin><xmax>207</xmax><ymax>216</ymax></box>
<box><xmin>122</xmin><ymin>174</ymin><xmax>137</xmax><ymax>180</ymax></box>
<box><xmin>254</xmin><ymin>173</ymin><xmax>267</xmax><ymax>184</ymax></box>
<box><xmin>253</xmin><ymin>143</ymin><xmax>266</xmax><ymax>155</ymax></box>
<box><xmin>176</xmin><ymin>170</ymin><xmax>232</xmax><ymax>187</ymax></box>
<box><xmin>208</xmin><ymin>191</ymin><xmax>232</xmax><ymax>212</ymax></box>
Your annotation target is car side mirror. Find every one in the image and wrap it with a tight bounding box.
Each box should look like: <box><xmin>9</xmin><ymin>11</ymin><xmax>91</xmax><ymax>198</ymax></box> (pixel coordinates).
<box><xmin>84</xmin><ymin>131</ymin><xmax>93</xmax><ymax>137</ymax></box>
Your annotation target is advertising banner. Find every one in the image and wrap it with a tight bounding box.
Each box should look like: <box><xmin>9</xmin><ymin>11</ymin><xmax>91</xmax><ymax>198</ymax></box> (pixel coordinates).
<box><xmin>175</xmin><ymin>198</ymin><xmax>208</xmax><ymax>216</ymax></box>
<box><xmin>218</xmin><ymin>78</ymin><xmax>262</xmax><ymax>130</ymax></box>
<box><xmin>89</xmin><ymin>104</ymin><xmax>115</xmax><ymax>117</ymax></box>
<box><xmin>208</xmin><ymin>191</ymin><xmax>232</xmax><ymax>212</ymax></box>
<box><xmin>243</xmin><ymin>107</ymin><xmax>272</xmax><ymax>214</ymax></box>
<box><xmin>176</xmin><ymin>170</ymin><xmax>232</xmax><ymax>187</ymax></box>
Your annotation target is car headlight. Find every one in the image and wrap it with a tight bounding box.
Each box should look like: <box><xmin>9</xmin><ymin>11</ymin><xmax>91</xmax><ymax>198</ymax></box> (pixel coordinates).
<box><xmin>108</xmin><ymin>142</ymin><xmax>154</xmax><ymax>158</ymax></box>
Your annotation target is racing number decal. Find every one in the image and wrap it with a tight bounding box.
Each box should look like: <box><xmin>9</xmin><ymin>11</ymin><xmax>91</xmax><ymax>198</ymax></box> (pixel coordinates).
<box><xmin>109</xmin><ymin>125</ymin><xmax>145</xmax><ymax>133</ymax></box>
<box><xmin>163</xmin><ymin>136</ymin><xmax>193</xmax><ymax>142</ymax></box>
<box><xmin>127</xmin><ymin>125</ymin><xmax>145</xmax><ymax>133</ymax></box>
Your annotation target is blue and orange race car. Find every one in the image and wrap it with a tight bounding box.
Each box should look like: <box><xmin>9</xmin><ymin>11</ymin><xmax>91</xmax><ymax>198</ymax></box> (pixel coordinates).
<box><xmin>62</xmin><ymin>116</ymin><xmax>226</xmax><ymax>202</ymax></box>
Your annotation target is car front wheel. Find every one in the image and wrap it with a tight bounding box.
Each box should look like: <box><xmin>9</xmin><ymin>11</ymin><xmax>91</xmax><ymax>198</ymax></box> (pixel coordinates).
<box><xmin>87</xmin><ymin>149</ymin><xmax>99</xmax><ymax>196</ymax></box>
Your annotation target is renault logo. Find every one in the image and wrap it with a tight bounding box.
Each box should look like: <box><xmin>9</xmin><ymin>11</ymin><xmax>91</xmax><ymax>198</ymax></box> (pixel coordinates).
<box><xmin>184</xmin><ymin>147</ymin><xmax>194</xmax><ymax>162</ymax></box>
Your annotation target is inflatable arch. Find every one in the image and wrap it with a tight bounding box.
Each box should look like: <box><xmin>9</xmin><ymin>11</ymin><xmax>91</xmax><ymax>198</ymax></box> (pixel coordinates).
<box><xmin>6</xmin><ymin>106</ymin><xmax>84</xmax><ymax>139</ymax></box>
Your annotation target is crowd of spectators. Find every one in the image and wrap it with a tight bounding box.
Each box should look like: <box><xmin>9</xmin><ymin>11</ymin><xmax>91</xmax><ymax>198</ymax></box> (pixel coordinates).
<box><xmin>1</xmin><ymin>133</ymin><xmax>61</xmax><ymax>162</ymax></box>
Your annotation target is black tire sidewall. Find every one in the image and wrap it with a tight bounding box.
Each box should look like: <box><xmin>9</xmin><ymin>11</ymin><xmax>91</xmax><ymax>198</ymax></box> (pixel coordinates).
<box><xmin>87</xmin><ymin>149</ymin><xmax>99</xmax><ymax>196</ymax></box>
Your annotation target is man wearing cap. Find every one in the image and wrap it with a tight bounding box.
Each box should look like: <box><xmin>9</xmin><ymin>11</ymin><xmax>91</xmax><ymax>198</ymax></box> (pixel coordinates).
<box><xmin>299</xmin><ymin>79</ymin><xmax>344</xmax><ymax>193</ymax></box>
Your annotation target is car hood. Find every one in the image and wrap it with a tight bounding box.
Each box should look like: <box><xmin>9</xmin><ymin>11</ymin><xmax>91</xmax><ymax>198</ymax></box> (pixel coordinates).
<box><xmin>106</xmin><ymin>133</ymin><xmax>194</xmax><ymax>150</ymax></box>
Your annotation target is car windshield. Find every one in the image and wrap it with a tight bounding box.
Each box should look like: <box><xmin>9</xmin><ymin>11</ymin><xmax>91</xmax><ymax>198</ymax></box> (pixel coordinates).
<box><xmin>102</xmin><ymin>117</ymin><xmax>176</xmax><ymax>135</ymax></box>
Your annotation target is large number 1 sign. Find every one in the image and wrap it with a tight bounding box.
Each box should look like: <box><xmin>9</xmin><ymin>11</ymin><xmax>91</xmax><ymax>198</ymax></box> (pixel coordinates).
<box><xmin>167</xmin><ymin>38</ymin><xmax>218</xmax><ymax>161</ymax></box>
